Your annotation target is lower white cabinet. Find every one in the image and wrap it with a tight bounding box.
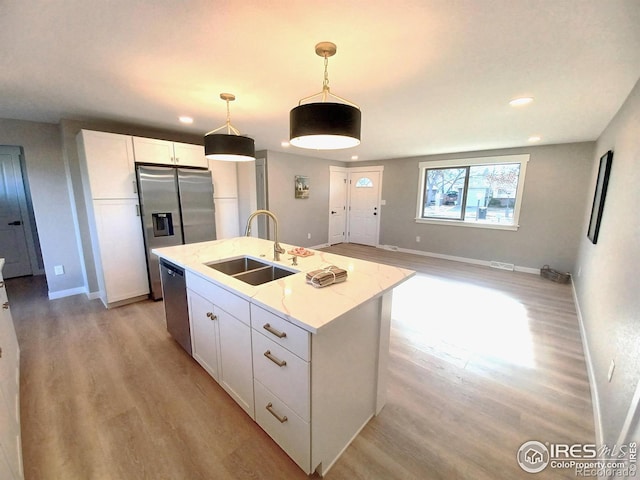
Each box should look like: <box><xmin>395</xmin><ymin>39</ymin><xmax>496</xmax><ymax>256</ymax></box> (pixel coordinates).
<box><xmin>183</xmin><ymin>269</ymin><xmax>387</xmax><ymax>477</ymax></box>
<box><xmin>186</xmin><ymin>272</ymin><xmax>254</xmax><ymax>418</ymax></box>
<box><xmin>188</xmin><ymin>291</ymin><xmax>220</xmax><ymax>381</ymax></box>
<box><xmin>217</xmin><ymin>308</ymin><xmax>254</xmax><ymax>417</ymax></box>
<box><xmin>91</xmin><ymin>199</ymin><xmax>149</xmax><ymax>307</ymax></box>
<box><xmin>0</xmin><ymin>262</ymin><xmax>24</xmax><ymax>480</ymax></box>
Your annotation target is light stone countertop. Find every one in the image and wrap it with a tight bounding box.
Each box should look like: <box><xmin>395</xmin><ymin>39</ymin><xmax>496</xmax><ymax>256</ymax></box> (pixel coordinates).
<box><xmin>152</xmin><ymin>237</ymin><xmax>414</xmax><ymax>333</ymax></box>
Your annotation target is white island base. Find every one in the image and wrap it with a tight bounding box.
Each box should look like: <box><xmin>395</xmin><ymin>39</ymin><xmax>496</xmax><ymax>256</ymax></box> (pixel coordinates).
<box><xmin>153</xmin><ymin>237</ymin><xmax>413</xmax><ymax>476</ymax></box>
<box><xmin>258</xmin><ymin>292</ymin><xmax>393</xmax><ymax>475</ymax></box>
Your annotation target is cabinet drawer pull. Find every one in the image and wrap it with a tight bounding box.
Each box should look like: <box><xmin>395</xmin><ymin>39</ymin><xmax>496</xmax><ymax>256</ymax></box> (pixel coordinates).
<box><xmin>266</xmin><ymin>402</ymin><xmax>288</xmax><ymax>423</ymax></box>
<box><xmin>264</xmin><ymin>350</ymin><xmax>286</xmax><ymax>367</ymax></box>
<box><xmin>263</xmin><ymin>323</ymin><xmax>287</xmax><ymax>339</ymax></box>
<box><xmin>206</xmin><ymin>312</ymin><xmax>217</xmax><ymax>321</ymax></box>
<box><xmin>2</xmin><ymin>302</ymin><xmax>8</xmax><ymax>310</ymax></box>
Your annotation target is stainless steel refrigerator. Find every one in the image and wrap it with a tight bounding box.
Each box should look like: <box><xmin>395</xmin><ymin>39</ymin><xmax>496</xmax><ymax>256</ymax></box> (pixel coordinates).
<box><xmin>136</xmin><ymin>165</ymin><xmax>216</xmax><ymax>300</ymax></box>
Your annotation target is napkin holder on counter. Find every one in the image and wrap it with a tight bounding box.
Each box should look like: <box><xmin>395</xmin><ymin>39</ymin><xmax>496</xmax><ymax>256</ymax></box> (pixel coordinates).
<box><xmin>306</xmin><ymin>265</ymin><xmax>348</xmax><ymax>288</ymax></box>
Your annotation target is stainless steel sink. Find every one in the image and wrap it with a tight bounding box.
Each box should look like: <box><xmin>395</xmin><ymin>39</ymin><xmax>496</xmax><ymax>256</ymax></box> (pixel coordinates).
<box><xmin>233</xmin><ymin>265</ymin><xmax>296</xmax><ymax>286</ymax></box>
<box><xmin>205</xmin><ymin>256</ymin><xmax>296</xmax><ymax>285</ymax></box>
<box><xmin>205</xmin><ymin>256</ymin><xmax>270</xmax><ymax>275</ymax></box>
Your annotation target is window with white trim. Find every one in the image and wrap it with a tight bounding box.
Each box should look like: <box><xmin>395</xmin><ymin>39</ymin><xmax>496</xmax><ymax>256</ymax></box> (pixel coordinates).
<box><xmin>415</xmin><ymin>154</ymin><xmax>529</xmax><ymax>230</ymax></box>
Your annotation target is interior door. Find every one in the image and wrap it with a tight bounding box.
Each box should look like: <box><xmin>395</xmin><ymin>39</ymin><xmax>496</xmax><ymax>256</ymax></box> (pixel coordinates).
<box><xmin>0</xmin><ymin>146</ymin><xmax>32</xmax><ymax>278</ymax></box>
<box><xmin>348</xmin><ymin>171</ymin><xmax>381</xmax><ymax>246</ymax></box>
<box><xmin>328</xmin><ymin>168</ymin><xmax>348</xmax><ymax>245</ymax></box>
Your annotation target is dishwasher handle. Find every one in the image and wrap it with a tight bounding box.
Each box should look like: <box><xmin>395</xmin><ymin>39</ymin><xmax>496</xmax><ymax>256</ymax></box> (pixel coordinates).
<box><xmin>160</xmin><ymin>258</ymin><xmax>184</xmax><ymax>277</ymax></box>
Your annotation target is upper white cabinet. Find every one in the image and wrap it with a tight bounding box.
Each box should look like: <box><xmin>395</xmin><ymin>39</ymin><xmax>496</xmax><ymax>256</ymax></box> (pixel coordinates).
<box><xmin>0</xmin><ymin>261</ymin><xmax>24</xmax><ymax>480</ymax></box>
<box><xmin>132</xmin><ymin>137</ymin><xmax>207</xmax><ymax>168</ymax></box>
<box><xmin>77</xmin><ymin>130</ymin><xmax>137</xmax><ymax>200</ymax></box>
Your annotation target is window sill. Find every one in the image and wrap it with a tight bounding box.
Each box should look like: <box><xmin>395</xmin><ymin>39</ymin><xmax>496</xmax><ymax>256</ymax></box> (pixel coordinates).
<box><xmin>414</xmin><ymin>218</ymin><xmax>519</xmax><ymax>231</ymax></box>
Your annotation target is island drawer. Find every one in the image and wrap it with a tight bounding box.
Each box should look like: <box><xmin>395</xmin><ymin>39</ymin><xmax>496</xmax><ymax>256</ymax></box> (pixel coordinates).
<box><xmin>186</xmin><ymin>272</ymin><xmax>250</xmax><ymax>325</ymax></box>
<box><xmin>252</xmin><ymin>330</ymin><xmax>310</xmax><ymax>421</ymax></box>
<box><xmin>254</xmin><ymin>379</ymin><xmax>311</xmax><ymax>474</ymax></box>
<box><xmin>250</xmin><ymin>304</ymin><xmax>310</xmax><ymax>361</ymax></box>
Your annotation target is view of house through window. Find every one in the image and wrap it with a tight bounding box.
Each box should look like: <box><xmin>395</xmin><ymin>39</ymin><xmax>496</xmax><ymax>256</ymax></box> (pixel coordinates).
<box><xmin>416</xmin><ymin>155</ymin><xmax>529</xmax><ymax>229</ymax></box>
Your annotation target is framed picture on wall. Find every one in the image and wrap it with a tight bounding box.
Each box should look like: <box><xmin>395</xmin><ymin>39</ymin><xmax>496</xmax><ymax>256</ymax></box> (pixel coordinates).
<box><xmin>587</xmin><ymin>150</ymin><xmax>613</xmax><ymax>244</ymax></box>
<box><xmin>295</xmin><ymin>175</ymin><xmax>309</xmax><ymax>199</ymax></box>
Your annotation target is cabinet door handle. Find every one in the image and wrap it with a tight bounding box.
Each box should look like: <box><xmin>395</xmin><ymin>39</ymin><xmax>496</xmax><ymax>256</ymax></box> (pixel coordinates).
<box><xmin>2</xmin><ymin>302</ymin><xmax>9</xmax><ymax>310</ymax></box>
<box><xmin>264</xmin><ymin>350</ymin><xmax>286</xmax><ymax>367</ymax></box>
<box><xmin>0</xmin><ymin>281</ymin><xmax>4</xmax><ymax>288</ymax></box>
<box><xmin>133</xmin><ymin>180</ymin><xmax>137</xmax><ymax>194</ymax></box>
<box><xmin>266</xmin><ymin>402</ymin><xmax>288</xmax><ymax>423</ymax></box>
<box><xmin>206</xmin><ymin>312</ymin><xmax>217</xmax><ymax>321</ymax></box>
<box><xmin>263</xmin><ymin>323</ymin><xmax>286</xmax><ymax>339</ymax></box>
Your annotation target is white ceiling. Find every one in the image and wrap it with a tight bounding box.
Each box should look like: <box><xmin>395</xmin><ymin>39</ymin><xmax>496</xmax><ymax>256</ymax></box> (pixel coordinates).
<box><xmin>1</xmin><ymin>1</ymin><xmax>639</xmax><ymax>162</ymax></box>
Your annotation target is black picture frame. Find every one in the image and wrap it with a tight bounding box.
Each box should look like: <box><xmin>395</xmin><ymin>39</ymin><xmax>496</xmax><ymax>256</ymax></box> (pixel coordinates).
<box><xmin>587</xmin><ymin>150</ymin><xmax>613</xmax><ymax>244</ymax></box>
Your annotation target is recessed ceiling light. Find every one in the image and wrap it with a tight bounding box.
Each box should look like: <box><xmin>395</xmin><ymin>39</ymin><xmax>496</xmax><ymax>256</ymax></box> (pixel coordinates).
<box><xmin>281</xmin><ymin>141</ymin><xmax>290</xmax><ymax>147</ymax></box>
<box><xmin>528</xmin><ymin>136</ymin><xmax>541</xmax><ymax>142</ymax></box>
<box><xmin>351</xmin><ymin>155</ymin><xmax>359</xmax><ymax>160</ymax></box>
<box><xmin>509</xmin><ymin>97</ymin><xmax>534</xmax><ymax>107</ymax></box>
<box><xmin>179</xmin><ymin>116</ymin><xmax>194</xmax><ymax>124</ymax></box>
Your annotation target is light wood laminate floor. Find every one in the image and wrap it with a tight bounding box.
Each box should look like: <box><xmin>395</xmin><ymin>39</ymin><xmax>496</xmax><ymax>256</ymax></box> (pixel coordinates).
<box><xmin>7</xmin><ymin>244</ymin><xmax>594</xmax><ymax>479</ymax></box>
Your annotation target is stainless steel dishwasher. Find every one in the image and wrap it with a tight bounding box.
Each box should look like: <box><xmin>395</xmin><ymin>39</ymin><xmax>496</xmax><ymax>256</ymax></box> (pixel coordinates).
<box><xmin>159</xmin><ymin>258</ymin><xmax>192</xmax><ymax>355</ymax></box>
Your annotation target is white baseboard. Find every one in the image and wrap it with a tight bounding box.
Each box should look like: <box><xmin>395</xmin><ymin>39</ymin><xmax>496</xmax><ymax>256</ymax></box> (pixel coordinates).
<box><xmin>378</xmin><ymin>244</ymin><xmax>540</xmax><ymax>275</ymax></box>
<box><xmin>48</xmin><ymin>286</ymin><xmax>88</xmax><ymax>300</ymax></box>
<box><xmin>571</xmin><ymin>279</ymin><xmax>603</xmax><ymax>446</ymax></box>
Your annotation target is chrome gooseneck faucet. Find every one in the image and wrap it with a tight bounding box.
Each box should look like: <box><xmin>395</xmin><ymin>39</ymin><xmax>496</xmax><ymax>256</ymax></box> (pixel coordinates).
<box><xmin>244</xmin><ymin>210</ymin><xmax>285</xmax><ymax>261</ymax></box>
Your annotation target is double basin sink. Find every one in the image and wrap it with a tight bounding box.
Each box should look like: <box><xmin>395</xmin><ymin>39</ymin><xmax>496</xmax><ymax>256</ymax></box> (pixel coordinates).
<box><xmin>205</xmin><ymin>256</ymin><xmax>296</xmax><ymax>286</ymax></box>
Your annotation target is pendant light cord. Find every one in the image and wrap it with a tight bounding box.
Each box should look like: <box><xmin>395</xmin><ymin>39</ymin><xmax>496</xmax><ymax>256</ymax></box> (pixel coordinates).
<box><xmin>297</xmin><ymin>49</ymin><xmax>359</xmax><ymax>109</ymax></box>
<box><xmin>205</xmin><ymin>96</ymin><xmax>241</xmax><ymax>136</ymax></box>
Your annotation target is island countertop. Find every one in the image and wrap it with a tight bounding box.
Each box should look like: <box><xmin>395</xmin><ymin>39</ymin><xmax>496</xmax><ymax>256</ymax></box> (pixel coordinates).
<box><xmin>152</xmin><ymin>237</ymin><xmax>414</xmax><ymax>333</ymax></box>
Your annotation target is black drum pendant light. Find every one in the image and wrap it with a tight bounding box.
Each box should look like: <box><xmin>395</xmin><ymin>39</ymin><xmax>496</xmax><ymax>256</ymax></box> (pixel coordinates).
<box><xmin>290</xmin><ymin>42</ymin><xmax>361</xmax><ymax>150</ymax></box>
<box><xmin>204</xmin><ymin>93</ymin><xmax>255</xmax><ymax>162</ymax></box>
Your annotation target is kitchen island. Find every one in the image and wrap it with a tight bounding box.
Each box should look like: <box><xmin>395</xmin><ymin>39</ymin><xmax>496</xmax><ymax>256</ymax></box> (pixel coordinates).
<box><xmin>153</xmin><ymin>237</ymin><xmax>414</xmax><ymax>476</ymax></box>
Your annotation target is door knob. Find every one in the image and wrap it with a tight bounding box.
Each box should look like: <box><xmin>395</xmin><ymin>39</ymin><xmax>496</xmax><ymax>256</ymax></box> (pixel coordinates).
<box><xmin>331</xmin><ymin>211</ymin><xmax>337</xmax><ymax>214</ymax></box>
<box><xmin>7</xmin><ymin>220</ymin><xmax>22</xmax><ymax>226</ymax></box>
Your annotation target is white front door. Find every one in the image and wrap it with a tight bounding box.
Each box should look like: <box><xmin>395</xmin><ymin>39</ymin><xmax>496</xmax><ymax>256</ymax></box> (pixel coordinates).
<box><xmin>0</xmin><ymin>146</ymin><xmax>32</xmax><ymax>278</ymax></box>
<box><xmin>348</xmin><ymin>170</ymin><xmax>382</xmax><ymax>246</ymax></box>
<box><xmin>328</xmin><ymin>167</ymin><xmax>348</xmax><ymax>245</ymax></box>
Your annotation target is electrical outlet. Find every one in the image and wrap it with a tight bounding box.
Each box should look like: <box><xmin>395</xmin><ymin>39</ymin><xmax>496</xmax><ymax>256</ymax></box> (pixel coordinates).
<box><xmin>307</xmin><ymin>233</ymin><xmax>311</xmax><ymax>239</ymax></box>
<box><xmin>416</xmin><ymin>236</ymin><xmax>421</xmax><ymax>242</ymax></box>
<box><xmin>608</xmin><ymin>360</ymin><xmax>615</xmax><ymax>382</ymax></box>
<box><xmin>54</xmin><ymin>265</ymin><xmax>64</xmax><ymax>276</ymax></box>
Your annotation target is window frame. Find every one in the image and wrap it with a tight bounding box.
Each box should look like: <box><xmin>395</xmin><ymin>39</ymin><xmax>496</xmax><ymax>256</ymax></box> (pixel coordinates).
<box><xmin>415</xmin><ymin>154</ymin><xmax>529</xmax><ymax>231</ymax></box>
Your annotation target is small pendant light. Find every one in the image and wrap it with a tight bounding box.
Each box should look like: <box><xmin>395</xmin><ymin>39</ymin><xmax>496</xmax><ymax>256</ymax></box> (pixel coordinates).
<box><xmin>290</xmin><ymin>42</ymin><xmax>361</xmax><ymax>150</ymax></box>
<box><xmin>204</xmin><ymin>93</ymin><xmax>255</xmax><ymax>162</ymax></box>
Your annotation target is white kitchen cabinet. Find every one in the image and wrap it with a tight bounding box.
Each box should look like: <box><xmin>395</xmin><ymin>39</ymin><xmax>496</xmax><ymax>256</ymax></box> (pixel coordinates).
<box><xmin>90</xmin><ymin>199</ymin><xmax>149</xmax><ymax>307</ymax></box>
<box><xmin>132</xmin><ymin>137</ymin><xmax>208</xmax><ymax>168</ymax></box>
<box><xmin>0</xmin><ymin>261</ymin><xmax>24</xmax><ymax>480</ymax></box>
<box><xmin>186</xmin><ymin>272</ymin><xmax>254</xmax><ymax>418</ymax></box>
<box><xmin>77</xmin><ymin>130</ymin><xmax>137</xmax><ymax>200</ymax></box>
<box><xmin>213</xmin><ymin>198</ymin><xmax>240</xmax><ymax>239</ymax></box>
<box><xmin>188</xmin><ymin>290</ymin><xmax>220</xmax><ymax>381</ymax></box>
<box><xmin>208</xmin><ymin>159</ymin><xmax>240</xmax><ymax>239</ymax></box>
<box><xmin>208</xmin><ymin>160</ymin><xmax>239</xmax><ymax>198</ymax></box>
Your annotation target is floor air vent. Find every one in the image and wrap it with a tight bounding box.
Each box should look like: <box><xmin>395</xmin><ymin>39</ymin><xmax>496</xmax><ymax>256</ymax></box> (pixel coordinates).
<box><xmin>490</xmin><ymin>261</ymin><xmax>515</xmax><ymax>271</ymax></box>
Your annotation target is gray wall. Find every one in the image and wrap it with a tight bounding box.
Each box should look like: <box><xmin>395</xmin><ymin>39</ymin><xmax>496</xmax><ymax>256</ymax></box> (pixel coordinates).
<box><xmin>574</xmin><ymin>78</ymin><xmax>640</xmax><ymax>445</ymax></box>
<box><xmin>358</xmin><ymin>142</ymin><xmax>594</xmax><ymax>272</ymax></box>
<box><xmin>260</xmin><ymin>150</ymin><xmax>346</xmax><ymax>248</ymax></box>
<box><xmin>0</xmin><ymin>118</ymin><xmax>83</xmax><ymax>294</ymax></box>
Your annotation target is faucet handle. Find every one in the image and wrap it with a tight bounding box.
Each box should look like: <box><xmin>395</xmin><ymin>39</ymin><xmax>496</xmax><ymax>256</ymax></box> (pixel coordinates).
<box><xmin>289</xmin><ymin>256</ymin><xmax>298</xmax><ymax>266</ymax></box>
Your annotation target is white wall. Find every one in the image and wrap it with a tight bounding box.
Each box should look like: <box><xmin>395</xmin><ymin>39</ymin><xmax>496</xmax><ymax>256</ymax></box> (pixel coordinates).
<box><xmin>574</xmin><ymin>78</ymin><xmax>640</xmax><ymax>445</ymax></box>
